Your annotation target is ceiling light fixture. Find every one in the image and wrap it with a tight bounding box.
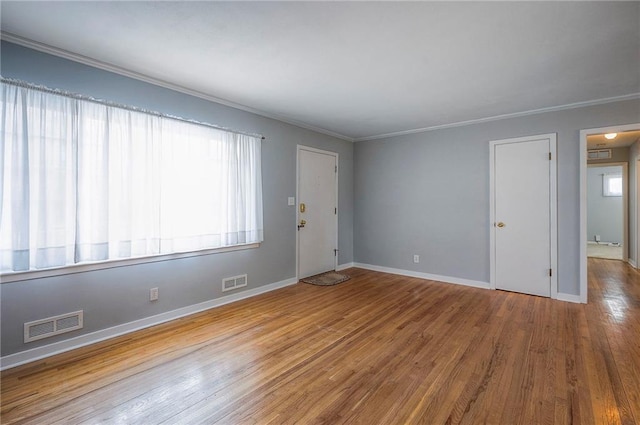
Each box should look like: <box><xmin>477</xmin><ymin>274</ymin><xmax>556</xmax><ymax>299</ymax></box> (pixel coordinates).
<box><xmin>604</xmin><ymin>133</ymin><xmax>617</xmax><ymax>140</ymax></box>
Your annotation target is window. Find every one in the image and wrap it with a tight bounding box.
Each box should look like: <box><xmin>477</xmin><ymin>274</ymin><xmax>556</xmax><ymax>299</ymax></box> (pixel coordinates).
<box><xmin>603</xmin><ymin>173</ymin><xmax>622</xmax><ymax>197</ymax></box>
<box><xmin>0</xmin><ymin>81</ymin><xmax>263</xmax><ymax>273</ymax></box>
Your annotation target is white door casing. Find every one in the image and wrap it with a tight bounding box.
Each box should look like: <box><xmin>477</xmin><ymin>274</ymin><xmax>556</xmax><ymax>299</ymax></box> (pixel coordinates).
<box><xmin>297</xmin><ymin>146</ymin><xmax>338</xmax><ymax>279</ymax></box>
<box><xmin>490</xmin><ymin>134</ymin><xmax>557</xmax><ymax>298</ymax></box>
<box><xmin>586</xmin><ymin>162</ymin><xmax>628</xmax><ymax>262</ymax></box>
<box><xmin>579</xmin><ymin>123</ymin><xmax>640</xmax><ymax>304</ymax></box>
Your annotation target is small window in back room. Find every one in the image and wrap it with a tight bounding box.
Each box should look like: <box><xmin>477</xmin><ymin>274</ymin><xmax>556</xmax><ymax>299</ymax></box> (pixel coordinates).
<box><xmin>603</xmin><ymin>173</ymin><xmax>622</xmax><ymax>197</ymax></box>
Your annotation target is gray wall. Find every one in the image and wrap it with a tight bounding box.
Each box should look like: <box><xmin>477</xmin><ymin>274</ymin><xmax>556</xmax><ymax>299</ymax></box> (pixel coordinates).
<box><xmin>0</xmin><ymin>42</ymin><xmax>354</xmax><ymax>357</ymax></box>
<box><xmin>587</xmin><ymin>165</ymin><xmax>623</xmax><ymax>244</ymax></box>
<box><xmin>354</xmin><ymin>99</ymin><xmax>640</xmax><ymax>295</ymax></box>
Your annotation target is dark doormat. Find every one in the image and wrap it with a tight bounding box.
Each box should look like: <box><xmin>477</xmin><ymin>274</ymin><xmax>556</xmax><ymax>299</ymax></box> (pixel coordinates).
<box><xmin>301</xmin><ymin>271</ymin><xmax>350</xmax><ymax>286</ymax></box>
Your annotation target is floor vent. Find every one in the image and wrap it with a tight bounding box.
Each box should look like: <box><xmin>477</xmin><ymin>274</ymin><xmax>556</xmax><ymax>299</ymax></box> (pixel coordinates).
<box><xmin>222</xmin><ymin>274</ymin><xmax>248</xmax><ymax>292</ymax></box>
<box><xmin>24</xmin><ymin>311</ymin><xmax>83</xmax><ymax>343</ymax></box>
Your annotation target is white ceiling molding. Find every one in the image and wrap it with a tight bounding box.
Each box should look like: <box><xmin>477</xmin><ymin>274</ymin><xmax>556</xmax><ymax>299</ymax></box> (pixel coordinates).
<box><xmin>8</xmin><ymin>29</ymin><xmax>637</xmax><ymax>145</ymax></box>
<box><xmin>0</xmin><ymin>32</ymin><xmax>355</xmax><ymax>143</ymax></box>
<box><xmin>354</xmin><ymin>92</ymin><xmax>640</xmax><ymax>142</ymax></box>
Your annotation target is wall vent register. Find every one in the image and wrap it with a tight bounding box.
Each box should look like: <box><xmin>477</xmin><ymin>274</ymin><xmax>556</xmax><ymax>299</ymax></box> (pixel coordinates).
<box><xmin>587</xmin><ymin>149</ymin><xmax>612</xmax><ymax>160</ymax></box>
<box><xmin>222</xmin><ymin>274</ymin><xmax>248</xmax><ymax>292</ymax></box>
<box><xmin>24</xmin><ymin>311</ymin><xmax>84</xmax><ymax>343</ymax></box>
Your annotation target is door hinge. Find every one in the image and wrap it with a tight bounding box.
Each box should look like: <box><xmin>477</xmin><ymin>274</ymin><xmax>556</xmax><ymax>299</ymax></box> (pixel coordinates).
<box><xmin>335</xmin><ymin>165</ymin><xmax>338</xmax><ymax>173</ymax></box>
<box><xmin>334</xmin><ymin>249</ymin><xmax>339</xmax><ymax>256</ymax></box>
<box><xmin>549</xmin><ymin>268</ymin><xmax>553</xmax><ymax>277</ymax></box>
<box><xmin>549</xmin><ymin>152</ymin><xmax>552</xmax><ymax>160</ymax></box>
<box><xmin>335</xmin><ymin>207</ymin><xmax>337</xmax><ymax>214</ymax></box>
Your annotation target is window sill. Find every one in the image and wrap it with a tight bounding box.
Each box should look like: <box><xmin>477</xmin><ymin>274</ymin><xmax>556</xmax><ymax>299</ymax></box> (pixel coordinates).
<box><xmin>0</xmin><ymin>243</ymin><xmax>261</xmax><ymax>284</ymax></box>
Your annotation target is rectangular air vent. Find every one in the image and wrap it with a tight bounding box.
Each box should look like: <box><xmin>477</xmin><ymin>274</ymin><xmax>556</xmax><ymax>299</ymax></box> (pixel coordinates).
<box><xmin>587</xmin><ymin>149</ymin><xmax>612</xmax><ymax>160</ymax></box>
<box><xmin>24</xmin><ymin>311</ymin><xmax>83</xmax><ymax>343</ymax></box>
<box><xmin>222</xmin><ymin>274</ymin><xmax>248</xmax><ymax>292</ymax></box>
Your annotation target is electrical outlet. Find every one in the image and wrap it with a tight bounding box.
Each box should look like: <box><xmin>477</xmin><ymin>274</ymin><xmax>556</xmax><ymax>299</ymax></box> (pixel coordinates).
<box><xmin>150</xmin><ymin>287</ymin><xmax>159</xmax><ymax>301</ymax></box>
<box><xmin>413</xmin><ymin>255</ymin><xmax>420</xmax><ymax>263</ymax></box>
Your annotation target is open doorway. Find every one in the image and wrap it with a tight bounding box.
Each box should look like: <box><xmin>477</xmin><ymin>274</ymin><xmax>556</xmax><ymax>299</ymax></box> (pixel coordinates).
<box><xmin>580</xmin><ymin>124</ymin><xmax>640</xmax><ymax>303</ymax></box>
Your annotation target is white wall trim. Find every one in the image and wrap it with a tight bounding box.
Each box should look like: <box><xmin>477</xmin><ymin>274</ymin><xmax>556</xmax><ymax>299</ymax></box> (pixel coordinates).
<box><xmin>353</xmin><ymin>262</ymin><xmax>585</xmax><ymax>302</ymax></box>
<box><xmin>0</xmin><ymin>276</ymin><xmax>298</xmax><ymax>371</ymax></box>
<box><xmin>628</xmin><ymin>259</ymin><xmax>637</xmax><ymax>268</ymax></box>
<box><xmin>556</xmin><ymin>293</ymin><xmax>583</xmax><ymax>304</ymax></box>
<box><xmin>355</xmin><ymin>93</ymin><xmax>640</xmax><ymax>142</ymax></box>
<box><xmin>580</xmin><ymin>123</ymin><xmax>640</xmax><ymax>304</ymax></box>
<box><xmin>336</xmin><ymin>262</ymin><xmax>355</xmax><ymax>271</ymax></box>
<box><xmin>353</xmin><ymin>263</ymin><xmax>490</xmax><ymax>290</ymax></box>
<box><xmin>0</xmin><ymin>32</ymin><xmax>354</xmax><ymax>143</ymax></box>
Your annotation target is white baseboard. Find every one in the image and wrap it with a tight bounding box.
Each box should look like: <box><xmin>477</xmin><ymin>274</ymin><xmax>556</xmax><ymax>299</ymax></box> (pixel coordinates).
<box><xmin>556</xmin><ymin>292</ymin><xmax>584</xmax><ymax>304</ymax></box>
<box><xmin>353</xmin><ymin>263</ymin><xmax>490</xmax><ymax>290</ymax></box>
<box><xmin>336</xmin><ymin>262</ymin><xmax>355</xmax><ymax>271</ymax></box>
<box><xmin>628</xmin><ymin>258</ymin><xmax>637</xmax><ymax>268</ymax></box>
<box><xmin>0</xmin><ymin>277</ymin><xmax>298</xmax><ymax>371</ymax></box>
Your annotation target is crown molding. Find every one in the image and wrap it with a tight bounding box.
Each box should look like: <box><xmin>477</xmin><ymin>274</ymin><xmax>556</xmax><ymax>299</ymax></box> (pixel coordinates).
<box><xmin>354</xmin><ymin>93</ymin><xmax>640</xmax><ymax>142</ymax></box>
<box><xmin>0</xmin><ymin>32</ymin><xmax>355</xmax><ymax>143</ymax></box>
<box><xmin>3</xmin><ymin>32</ymin><xmax>637</xmax><ymax>144</ymax></box>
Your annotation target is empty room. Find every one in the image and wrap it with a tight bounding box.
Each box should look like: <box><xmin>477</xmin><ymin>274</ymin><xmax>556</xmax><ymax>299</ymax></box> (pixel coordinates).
<box><xmin>1</xmin><ymin>2</ymin><xmax>639</xmax><ymax>424</ymax></box>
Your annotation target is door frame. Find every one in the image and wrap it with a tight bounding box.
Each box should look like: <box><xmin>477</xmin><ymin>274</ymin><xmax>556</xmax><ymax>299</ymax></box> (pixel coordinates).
<box><xmin>586</xmin><ymin>162</ymin><xmax>629</xmax><ymax>262</ymax></box>
<box><xmin>579</xmin><ymin>123</ymin><xmax>640</xmax><ymax>303</ymax></box>
<box><xmin>489</xmin><ymin>133</ymin><xmax>558</xmax><ymax>298</ymax></box>
<box><xmin>296</xmin><ymin>145</ymin><xmax>339</xmax><ymax>280</ymax></box>
<box><xmin>636</xmin><ymin>158</ymin><xmax>640</xmax><ymax>269</ymax></box>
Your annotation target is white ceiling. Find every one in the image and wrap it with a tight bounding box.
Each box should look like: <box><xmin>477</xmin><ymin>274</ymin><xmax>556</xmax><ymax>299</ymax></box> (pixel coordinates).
<box><xmin>1</xmin><ymin>1</ymin><xmax>639</xmax><ymax>141</ymax></box>
<box><xmin>587</xmin><ymin>130</ymin><xmax>640</xmax><ymax>149</ymax></box>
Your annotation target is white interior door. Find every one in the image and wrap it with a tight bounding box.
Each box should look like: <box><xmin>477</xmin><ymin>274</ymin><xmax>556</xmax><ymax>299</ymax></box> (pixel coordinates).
<box><xmin>297</xmin><ymin>146</ymin><xmax>338</xmax><ymax>279</ymax></box>
<box><xmin>491</xmin><ymin>134</ymin><xmax>557</xmax><ymax>297</ymax></box>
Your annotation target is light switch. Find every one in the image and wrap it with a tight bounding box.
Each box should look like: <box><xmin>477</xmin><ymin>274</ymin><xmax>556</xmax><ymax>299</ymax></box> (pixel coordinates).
<box><xmin>288</xmin><ymin>197</ymin><xmax>295</xmax><ymax>206</ymax></box>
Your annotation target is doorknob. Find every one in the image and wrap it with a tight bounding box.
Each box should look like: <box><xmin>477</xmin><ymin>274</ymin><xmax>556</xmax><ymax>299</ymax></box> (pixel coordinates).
<box><xmin>297</xmin><ymin>219</ymin><xmax>306</xmax><ymax>230</ymax></box>
<box><xmin>496</xmin><ymin>222</ymin><xmax>505</xmax><ymax>228</ymax></box>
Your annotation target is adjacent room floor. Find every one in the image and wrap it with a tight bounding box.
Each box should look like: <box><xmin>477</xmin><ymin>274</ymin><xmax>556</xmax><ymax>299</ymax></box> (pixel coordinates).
<box><xmin>587</xmin><ymin>242</ymin><xmax>623</xmax><ymax>260</ymax></box>
<box><xmin>1</xmin><ymin>258</ymin><xmax>639</xmax><ymax>424</ymax></box>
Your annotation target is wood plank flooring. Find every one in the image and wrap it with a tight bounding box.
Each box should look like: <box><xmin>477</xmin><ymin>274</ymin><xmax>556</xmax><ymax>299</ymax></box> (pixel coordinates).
<box><xmin>1</xmin><ymin>258</ymin><xmax>639</xmax><ymax>424</ymax></box>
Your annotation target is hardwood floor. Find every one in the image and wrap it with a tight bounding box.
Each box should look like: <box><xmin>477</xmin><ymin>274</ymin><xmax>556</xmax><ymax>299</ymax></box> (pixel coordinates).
<box><xmin>2</xmin><ymin>258</ymin><xmax>639</xmax><ymax>424</ymax></box>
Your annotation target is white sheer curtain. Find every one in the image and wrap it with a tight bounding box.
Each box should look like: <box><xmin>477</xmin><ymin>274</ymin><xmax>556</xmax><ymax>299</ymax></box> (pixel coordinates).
<box><xmin>0</xmin><ymin>82</ymin><xmax>263</xmax><ymax>273</ymax></box>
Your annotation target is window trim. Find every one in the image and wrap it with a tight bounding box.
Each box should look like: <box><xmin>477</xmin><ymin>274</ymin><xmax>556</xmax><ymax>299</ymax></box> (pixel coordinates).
<box><xmin>0</xmin><ymin>242</ymin><xmax>259</xmax><ymax>284</ymax></box>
